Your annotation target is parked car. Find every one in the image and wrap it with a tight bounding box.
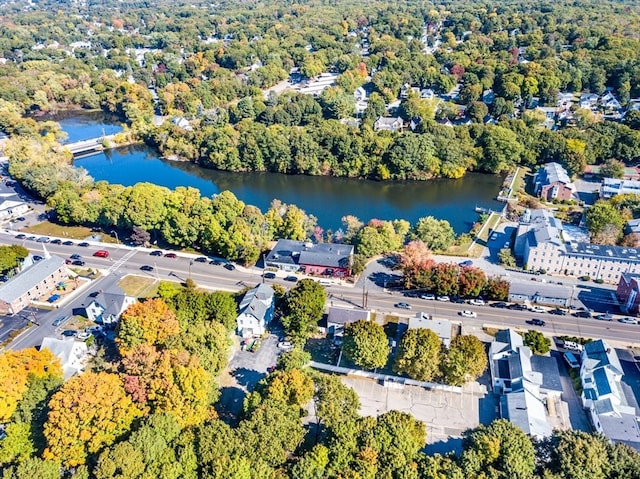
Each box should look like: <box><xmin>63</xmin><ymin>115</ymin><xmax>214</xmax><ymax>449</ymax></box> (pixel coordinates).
<box><xmin>491</xmin><ymin>302</ymin><xmax>508</xmax><ymax>308</ymax></box>
<box><xmin>61</xmin><ymin>330</ymin><xmax>77</xmax><ymax>338</ymax></box>
<box><xmin>88</xmin><ymin>291</ymin><xmax>100</xmax><ymax>298</ymax></box>
<box><xmin>52</xmin><ymin>315</ymin><xmax>69</xmax><ymax>327</ymax></box>
<box><xmin>469</xmin><ymin>298</ymin><xmax>485</xmax><ymax>306</ymax></box>
<box><xmin>284</xmin><ymin>275</ymin><xmax>298</xmax><ymax>282</ymax></box>
<box><xmin>62</xmin><ymin>240</ymin><xmax>74</xmax><ymax>246</ymax></box>
<box><xmin>437</xmin><ymin>295</ymin><xmax>450</xmax><ymax>302</ymax></box>
<box><xmin>93</xmin><ymin>250</ymin><xmax>109</xmax><ymax>258</ymax></box>
<box><xmin>16</xmin><ymin>216</ymin><xmax>25</xmax><ymax>222</ymax></box>
<box><xmin>595</xmin><ymin>313</ymin><xmax>613</xmax><ymax>321</ymax></box>
<box><xmin>549</xmin><ymin>308</ymin><xmax>567</xmax><ymax>316</ymax></box>
<box><xmin>277</xmin><ymin>341</ymin><xmax>293</xmax><ymax>350</ymax></box>
<box><xmin>460</xmin><ymin>310</ymin><xmax>477</xmax><ymax>318</ymax></box>
<box><xmin>209</xmin><ymin>258</ymin><xmax>224</xmax><ymax>265</ymax></box>
<box><xmin>26</xmin><ymin>236</ymin><xmax>36</xmax><ymax>241</ymax></box>
<box><xmin>394</xmin><ymin>302</ymin><xmax>412</xmax><ymax>310</ymax></box>
<box><xmin>150</xmin><ymin>250</ymin><xmax>163</xmax><ymax>256</ymax></box>
<box><xmin>529</xmin><ymin>306</ymin><xmax>546</xmax><ymax>313</ymax></box>
<box><xmin>564</xmin><ymin>352</ymin><xmax>580</xmax><ymax>369</ymax></box>
<box><xmin>164</xmin><ymin>252</ymin><xmax>177</xmax><ymax>258</ymax></box>
<box><xmin>15</xmin><ymin>233</ymin><xmax>26</xmax><ymax>239</ymax></box>
<box><xmin>47</xmin><ymin>294</ymin><xmax>60</xmax><ymax>303</ymax></box>
<box><xmin>50</xmin><ymin>239</ymin><xmax>62</xmax><ymax>244</ymax></box>
<box><xmin>76</xmin><ymin>331</ymin><xmax>91</xmax><ymax>341</ymax></box>
<box><xmin>263</xmin><ymin>272</ymin><xmax>276</xmax><ymax>279</ymax></box>
<box><xmin>70</xmin><ymin>253</ymin><xmax>82</xmax><ymax>260</ymax></box>
<box><xmin>619</xmin><ymin>317</ymin><xmax>639</xmax><ymax>325</ymax></box>
<box><xmin>224</xmin><ymin>263</ymin><xmax>236</xmax><ymax>271</ymax></box>
<box><xmin>140</xmin><ymin>265</ymin><xmax>154</xmax><ymax>271</ymax></box>
<box><xmin>420</xmin><ymin>293</ymin><xmax>436</xmax><ymax>300</ymax></box>
<box><xmin>72</xmin><ymin>260</ymin><xmax>85</xmax><ymax>266</ymax></box>
<box><xmin>563</xmin><ymin>340</ymin><xmax>583</xmax><ymax>352</ymax></box>
<box><xmin>78</xmin><ymin>242</ymin><xmax>90</xmax><ymax>247</ymax></box>
<box><xmin>458</xmin><ymin>260</ymin><xmax>473</xmax><ymax>267</ymax></box>
<box><xmin>32</xmin><ymin>255</ymin><xmax>43</xmax><ymax>262</ymax></box>
<box><xmin>530</xmin><ymin>319</ymin><xmax>546</xmax><ymax>326</ymax></box>
<box><xmin>573</xmin><ymin>310</ymin><xmax>592</xmax><ymax>318</ymax></box>
<box><xmin>194</xmin><ymin>256</ymin><xmax>208</xmax><ymax>263</ymax></box>
<box><xmin>36</xmin><ymin>236</ymin><xmax>50</xmax><ymax>243</ymax></box>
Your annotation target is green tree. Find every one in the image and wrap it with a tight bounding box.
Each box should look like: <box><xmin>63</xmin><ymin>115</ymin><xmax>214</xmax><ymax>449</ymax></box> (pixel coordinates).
<box><xmin>282</xmin><ymin>279</ymin><xmax>327</xmax><ymax>340</ymax></box>
<box><xmin>314</xmin><ymin>374</ymin><xmax>360</xmax><ymax>431</ymax></box>
<box><xmin>441</xmin><ymin>335</ymin><xmax>488</xmax><ymax>386</ymax></box>
<box><xmin>585</xmin><ymin>200</ymin><xmax>625</xmax><ymax>244</ymax></box>
<box><xmin>0</xmin><ymin>245</ymin><xmax>29</xmax><ymax>274</ymax></box>
<box><xmin>431</xmin><ymin>263</ymin><xmax>460</xmax><ymax>296</ymax></box>
<box><xmin>523</xmin><ymin>330</ymin><xmax>551</xmax><ymax>354</ymax></box>
<box><xmin>544</xmin><ymin>430</ymin><xmax>612</xmax><ymax>479</ymax></box>
<box><xmin>458</xmin><ymin>266</ymin><xmax>487</xmax><ymax>298</ymax></box>
<box><xmin>277</xmin><ymin>347</ymin><xmax>311</xmax><ymax>372</ymax></box>
<box><xmin>479</xmin><ymin>125</ymin><xmax>523</xmax><ymax>173</ymax></box>
<box><xmin>412</xmin><ymin>216</ymin><xmax>456</xmax><ymax>252</ymax></box>
<box><xmin>343</xmin><ymin>320</ymin><xmax>390</xmax><ymax>370</ymax></box>
<box><xmin>483</xmin><ymin>276</ymin><xmax>510</xmax><ymax>301</ymax></box>
<box><xmin>498</xmin><ymin>248</ymin><xmax>516</xmax><ymax>267</ymax></box>
<box><xmin>599</xmin><ymin>158</ymin><xmax>625</xmax><ymax>179</ymax></box>
<box><xmin>393</xmin><ymin>328</ymin><xmax>442</xmax><ymax>381</ymax></box>
<box><xmin>467</xmin><ymin>101</ymin><xmax>489</xmax><ymax>123</ymax></box>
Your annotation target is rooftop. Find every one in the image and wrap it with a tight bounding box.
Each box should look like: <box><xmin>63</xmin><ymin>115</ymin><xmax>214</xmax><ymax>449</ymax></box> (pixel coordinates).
<box><xmin>536</xmin><ymin>162</ymin><xmax>573</xmax><ymax>186</ymax></box>
<box><xmin>408</xmin><ymin>313</ymin><xmax>452</xmax><ymax>348</ymax></box>
<box><xmin>501</xmin><ymin>387</ymin><xmax>552</xmax><ymax>438</ymax></box>
<box><xmin>266</xmin><ymin>239</ymin><xmax>354</xmax><ymax>269</ymax></box>
<box><xmin>327</xmin><ymin>306</ymin><xmax>370</xmax><ymax>326</ymax></box>
<box><xmin>238</xmin><ymin>283</ymin><xmax>274</xmax><ymax>323</ymax></box>
<box><xmin>509</xmin><ymin>282</ymin><xmax>572</xmax><ymax>300</ymax></box>
<box><xmin>0</xmin><ymin>255</ymin><xmax>67</xmax><ymax>304</ymax></box>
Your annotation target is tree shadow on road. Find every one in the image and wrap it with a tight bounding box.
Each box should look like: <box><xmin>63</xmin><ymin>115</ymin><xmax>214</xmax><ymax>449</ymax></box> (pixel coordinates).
<box><xmin>230</xmin><ymin>367</ymin><xmax>265</xmax><ymax>389</ymax></box>
<box><xmin>215</xmin><ymin>385</ymin><xmax>247</xmax><ymax>427</ymax></box>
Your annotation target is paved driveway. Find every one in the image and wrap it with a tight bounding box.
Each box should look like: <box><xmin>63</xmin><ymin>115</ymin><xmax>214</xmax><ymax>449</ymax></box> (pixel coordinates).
<box><xmin>552</xmin><ymin>350</ymin><xmax>591</xmax><ymax>432</ymax></box>
<box><xmin>216</xmin><ymin>332</ymin><xmax>281</xmax><ymax>424</ymax></box>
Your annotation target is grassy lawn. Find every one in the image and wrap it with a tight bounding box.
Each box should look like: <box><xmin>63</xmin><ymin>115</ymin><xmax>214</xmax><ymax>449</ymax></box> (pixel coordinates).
<box><xmin>22</xmin><ymin>221</ymin><xmax>120</xmax><ymax>244</ymax></box>
<box><xmin>118</xmin><ymin>275</ymin><xmax>159</xmax><ymax>298</ymax></box>
<box><xmin>509</xmin><ymin>166</ymin><xmax>529</xmax><ymax>199</ymax></box>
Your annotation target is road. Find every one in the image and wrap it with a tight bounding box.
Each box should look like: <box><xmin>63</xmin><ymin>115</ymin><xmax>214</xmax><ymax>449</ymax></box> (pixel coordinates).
<box><xmin>2</xmin><ymin>231</ymin><xmax>640</xmax><ymax>351</ymax></box>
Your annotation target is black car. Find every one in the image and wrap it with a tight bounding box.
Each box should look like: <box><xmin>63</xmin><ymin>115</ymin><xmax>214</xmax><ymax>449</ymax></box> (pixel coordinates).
<box><xmin>33</xmin><ymin>255</ymin><xmax>43</xmax><ymax>262</ymax></box>
<box><xmin>72</xmin><ymin>260</ymin><xmax>85</xmax><ymax>266</ymax></box>
<box><xmin>549</xmin><ymin>308</ymin><xmax>567</xmax><ymax>316</ymax></box>
<box><xmin>26</xmin><ymin>236</ymin><xmax>36</xmax><ymax>241</ymax></box>
<box><xmin>263</xmin><ymin>272</ymin><xmax>276</xmax><ymax>279</ymax></box>
<box><xmin>15</xmin><ymin>233</ymin><xmax>26</xmax><ymax>239</ymax></box>
<box><xmin>224</xmin><ymin>263</ymin><xmax>236</xmax><ymax>271</ymax></box>
<box><xmin>194</xmin><ymin>256</ymin><xmax>208</xmax><ymax>263</ymax></box>
<box><xmin>70</xmin><ymin>253</ymin><xmax>82</xmax><ymax>260</ymax></box>
<box><xmin>284</xmin><ymin>275</ymin><xmax>298</xmax><ymax>282</ymax></box>
<box><xmin>491</xmin><ymin>302</ymin><xmax>508</xmax><ymax>308</ymax></box>
<box><xmin>508</xmin><ymin>303</ymin><xmax>528</xmax><ymax>311</ymax></box>
<box><xmin>210</xmin><ymin>259</ymin><xmax>224</xmax><ymax>265</ymax></box>
<box><xmin>62</xmin><ymin>240</ymin><xmax>74</xmax><ymax>246</ymax></box>
<box><xmin>150</xmin><ymin>250</ymin><xmax>163</xmax><ymax>256</ymax></box>
<box><xmin>140</xmin><ymin>265</ymin><xmax>154</xmax><ymax>271</ymax></box>
<box><xmin>50</xmin><ymin>239</ymin><xmax>62</xmax><ymax>244</ymax></box>
<box><xmin>530</xmin><ymin>319</ymin><xmax>546</xmax><ymax>326</ymax></box>
<box><xmin>88</xmin><ymin>291</ymin><xmax>100</xmax><ymax>298</ymax></box>
<box><xmin>78</xmin><ymin>242</ymin><xmax>90</xmax><ymax>247</ymax></box>
<box><xmin>573</xmin><ymin>310</ymin><xmax>592</xmax><ymax>318</ymax></box>
<box><xmin>61</xmin><ymin>330</ymin><xmax>77</xmax><ymax>337</ymax></box>
<box><xmin>16</xmin><ymin>216</ymin><xmax>25</xmax><ymax>222</ymax></box>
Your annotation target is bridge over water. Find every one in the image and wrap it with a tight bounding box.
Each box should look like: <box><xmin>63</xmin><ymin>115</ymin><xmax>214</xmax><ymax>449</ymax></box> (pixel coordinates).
<box><xmin>63</xmin><ymin>134</ymin><xmax>118</xmax><ymax>157</ymax></box>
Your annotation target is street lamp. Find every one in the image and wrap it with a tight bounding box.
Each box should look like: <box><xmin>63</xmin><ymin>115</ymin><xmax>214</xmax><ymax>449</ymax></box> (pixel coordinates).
<box><xmin>111</xmin><ymin>230</ymin><xmax>119</xmax><ymax>244</ymax></box>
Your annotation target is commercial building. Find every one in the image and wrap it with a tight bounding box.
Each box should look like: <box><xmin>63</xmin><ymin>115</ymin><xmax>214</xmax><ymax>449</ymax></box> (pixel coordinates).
<box><xmin>0</xmin><ymin>255</ymin><xmax>71</xmax><ymax>315</ymax></box>
<box><xmin>508</xmin><ymin>282</ymin><xmax>572</xmax><ymax>308</ymax></box>
<box><xmin>580</xmin><ymin>340</ymin><xmax>640</xmax><ymax>450</ymax></box>
<box><xmin>265</xmin><ymin>239</ymin><xmax>354</xmax><ymax>277</ymax></box>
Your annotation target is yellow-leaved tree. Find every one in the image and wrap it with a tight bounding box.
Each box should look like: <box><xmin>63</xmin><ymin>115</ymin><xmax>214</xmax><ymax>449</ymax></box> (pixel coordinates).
<box><xmin>116</xmin><ymin>298</ymin><xmax>180</xmax><ymax>353</ymax></box>
<box><xmin>43</xmin><ymin>372</ymin><xmax>143</xmax><ymax>466</ymax></box>
<box><xmin>0</xmin><ymin>348</ymin><xmax>62</xmax><ymax>422</ymax></box>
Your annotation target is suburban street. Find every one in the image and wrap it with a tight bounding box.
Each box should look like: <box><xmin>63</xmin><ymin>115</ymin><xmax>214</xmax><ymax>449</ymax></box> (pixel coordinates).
<box><xmin>2</xmin><ymin>229</ymin><xmax>640</xmax><ymax>351</ymax></box>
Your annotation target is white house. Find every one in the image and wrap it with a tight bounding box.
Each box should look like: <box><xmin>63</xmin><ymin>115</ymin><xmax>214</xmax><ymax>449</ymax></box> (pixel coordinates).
<box><xmin>236</xmin><ymin>283</ymin><xmax>275</xmax><ymax>338</ymax></box>
<box><xmin>0</xmin><ymin>200</ymin><xmax>29</xmax><ymax>220</ymax></box>
<box><xmin>374</xmin><ymin>116</ymin><xmax>403</xmax><ymax>133</ymax></box>
<box><xmin>82</xmin><ymin>287</ymin><xmax>136</xmax><ymax>325</ymax></box>
<box><xmin>601</xmin><ymin>91</ymin><xmax>622</xmax><ymax>110</ymax></box>
<box><xmin>40</xmin><ymin>337</ymin><xmax>88</xmax><ymax>379</ymax></box>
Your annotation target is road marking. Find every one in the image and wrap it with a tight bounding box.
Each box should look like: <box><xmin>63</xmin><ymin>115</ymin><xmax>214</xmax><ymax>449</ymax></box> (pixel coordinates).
<box><xmin>107</xmin><ymin>249</ymin><xmax>138</xmax><ymax>274</ymax></box>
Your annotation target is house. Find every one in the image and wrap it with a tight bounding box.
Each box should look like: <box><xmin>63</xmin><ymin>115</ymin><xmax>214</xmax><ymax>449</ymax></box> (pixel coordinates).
<box><xmin>409</xmin><ymin>116</ymin><xmax>422</xmax><ymax>132</ymax></box>
<box><xmin>489</xmin><ymin>329</ymin><xmax>562</xmax><ymax>439</ymax></box>
<box><xmin>40</xmin><ymin>337</ymin><xmax>88</xmax><ymax>380</ymax></box>
<box><xmin>265</xmin><ymin>239</ymin><xmax>354</xmax><ymax>277</ymax></box>
<box><xmin>508</xmin><ymin>283</ymin><xmax>572</xmax><ymax>308</ymax></box>
<box><xmin>580</xmin><ymin>340</ymin><xmax>640</xmax><ymax>450</ymax></box>
<box><xmin>236</xmin><ymin>283</ymin><xmax>275</xmax><ymax>338</ymax></box>
<box><xmin>171</xmin><ymin>116</ymin><xmax>192</xmax><ymax>131</ymax></box>
<box><xmin>557</xmin><ymin>92</ymin><xmax>574</xmax><ymax>108</ymax></box>
<box><xmin>600</xmin><ymin>178</ymin><xmax>640</xmax><ymax>199</ymax></box>
<box><xmin>626</xmin><ymin>218</ymin><xmax>640</xmax><ymax>235</ymax></box>
<box><xmin>81</xmin><ymin>286</ymin><xmax>136</xmax><ymax>325</ymax></box>
<box><xmin>579</xmin><ymin>93</ymin><xmax>599</xmax><ymax>110</ymax></box>
<box><xmin>396</xmin><ymin>312</ymin><xmax>453</xmax><ymax>348</ymax></box>
<box><xmin>374</xmin><ymin>116</ymin><xmax>404</xmax><ymax>133</ymax></box>
<box><xmin>420</xmin><ymin>88</ymin><xmax>435</xmax><ymax>100</ymax></box>
<box><xmin>400</xmin><ymin>83</ymin><xmax>412</xmax><ymax>99</ymax></box>
<box><xmin>616</xmin><ymin>273</ymin><xmax>640</xmax><ymax>315</ymax></box>
<box><xmin>533</xmin><ymin>162</ymin><xmax>575</xmax><ymax>202</ymax></box>
<box><xmin>326</xmin><ymin>306</ymin><xmax>370</xmax><ymax>342</ymax></box>
<box><xmin>482</xmin><ymin>89</ymin><xmax>495</xmax><ymax>105</ymax></box>
<box><xmin>0</xmin><ymin>200</ymin><xmax>29</xmax><ymax>220</ymax></box>
<box><xmin>354</xmin><ymin>86</ymin><xmax>367</xmax><ymax>101</ymax></box>
<box><xmin>600</xmin><ymin>91</ymin><xmax>622</xmax><ymax>110</ymax></box>
<box><xmin>0</xmin><ymin>255</ymin><xmax>71</xmax><ymax>315</ymax></box>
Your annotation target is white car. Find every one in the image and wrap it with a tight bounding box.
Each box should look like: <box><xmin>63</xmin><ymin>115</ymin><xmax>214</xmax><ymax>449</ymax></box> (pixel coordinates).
<box><xmin>76</xmin><ymin>331</ymin><xmax>91</xmax><ymax>341</ymax></box>
<box><xmin>421</xmin><ymin>293</ymin><xmax>435</xmax><ymax>300</ymax></box>
<box><xmin>469</xmin><ymin>298</ymin><xmax>485</xmax><ymax>306</ymax></box>
<box><xmin>529</xmin><ymin>306</ymin><xmax>546</xmax><ymax>313</ymax></box>
<box><xmin>437</xmin><ymin>295</ymin><xmax>450</xmax><ymax>302</ymax></box>
<box><xmin>619</xmin><ymin>317</ymin><xmax>639</xmax><ymax>325</ymax></box>
<box><xmin>460</xmin><ymin>310</ymin><xmax>477</xmax><ymax>318</ymax></box>
<box><xmin>277</xmin><ymin>341</ymin><xmax>294</xmax><ymax>350</ymax></box>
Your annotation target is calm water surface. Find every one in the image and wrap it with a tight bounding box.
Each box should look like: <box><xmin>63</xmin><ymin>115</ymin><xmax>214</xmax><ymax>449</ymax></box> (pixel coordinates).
<box><xmin>61</xmin><ymin>112</ymin><xmax>504</xmax><ymax>233</ymax></box>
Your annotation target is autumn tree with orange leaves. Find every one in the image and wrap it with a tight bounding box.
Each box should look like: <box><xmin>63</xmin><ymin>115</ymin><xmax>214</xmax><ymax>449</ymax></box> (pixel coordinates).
<box><xmin>116</xmin><ymin>298</ymin><xmax>180</xmax><ymax>353</ymax></box>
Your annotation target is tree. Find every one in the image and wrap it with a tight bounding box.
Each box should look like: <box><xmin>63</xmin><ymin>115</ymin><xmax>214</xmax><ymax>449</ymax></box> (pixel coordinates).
<box><xmin>399</xmin><ymin>240</ymin><xmax>435</xmax><ymax>290</ymax></box>
<box><xmin>498</xmin><ymin>248</ymin><xmax>516</xmax><ymax>267</ymax></box>
<box><xmin>265</xmin><ymin>369</ymin><xmax>314</xmax><ymax>408</ymax></box>
<box><xmin>412</xmin><ymin>216</ymin><xmax>456</xmax><ymax>251</ymax></box>
<box><xmin>599</xmin><ymin>158</ymin><xmax>626</xmax><ymax>179</ymax></box>
<box><xmin>0</xmin><ymin>245</ymin><xmax>29</xmax><ymax>274</ymax></box>
<box><xmin>343</xmin><ymin>320</ymin><xmax>390</xmax><ymax>370</ymax></box>
<box><xmin>431</xmin><ymin>263</ymin><xmax>460</xmax><ymax>296</ymax></box>
<box><xmin>314</xmin><ymin>374</ymin><xmax>360</xmax><ymax>431</ymax></box>
<box><xmin>467</xmin><ymin>101</ymin><xmax>489</xmax><ymax>123</ymax></box>
<box><xmin>544</xmin><ymin>430</ymin><xmax>612</xmax><ymax>479</ymax></box>
<box><xmin>523</xmin><ymin>330</ymin><xmax>551</xmax><ymax>354</ymax></box>
<box><xmin>129</xmin><ymin>226</ymin><xmax>151</xmax><ymax>246</ymax></box>
<box><xmin>458</xmin><ymin>266</ymin><xmax>487</xmax><ymax>297</ymax></box>
<box><xmin>116</xmin><ymin>298</ymin><xmax>180</xmax><ymax>353</ymax></box>
<box><xmin>484</xmin><ymin>276</ymin><xmax>510</xmax><ymax>301</ymax></box>
<box><xmin>479</xmin><ymin>125</ymin><xmax>523</xmax><ymax>173</ymax></box>
<box><xmin>460</xmin><ymin>419</ymin><xmax>536</xmax><ymax>479</ymax></box>
<box><xmin>43</xmin><ymin>372</ymin><xmax>143</xmax><ymax>467</ymax></box>
<box><xmin>585</xmin><ymin>201</ymin><xmax>625</xmax><ymax>244</ymax></box>
<box><xmin>282</xmin><ymin>279</ymin><xmax>327</xmax><ymax>340</ymax></box>
<box><xmin>393</xmin><ymin>328</ymin><xmax>442</xmax><ymax>381</ymax></box>
<box><xmin>441</xmin><ymin>335</ymin><xmax>487</xmax><ymax>386</ymax></box>
<box><xmin>277</xmin><ymin>347</ymin><xmax>311</xmax><ymax>372</ymax></box>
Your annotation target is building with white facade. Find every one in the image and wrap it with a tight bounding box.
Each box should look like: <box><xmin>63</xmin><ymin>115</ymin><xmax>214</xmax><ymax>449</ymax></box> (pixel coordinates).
<box><xmin>236</xmin><ymin>283</ymin><xmax>275</xmax><ymax>338</ymax></box>
<box><xmin>600</xmin><ymin>178</ymin><xmax>640</xmax><ymax>199</ymax></box>
<box><xmin>40</xmin><ymin>337</ymin><xmax>88</xmax><ymax>380</ymax></box>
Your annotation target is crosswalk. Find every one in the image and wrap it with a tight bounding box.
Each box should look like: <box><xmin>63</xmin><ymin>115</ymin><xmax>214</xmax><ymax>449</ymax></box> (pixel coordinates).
<box><xmin>107</xmin><ymin>249</ymin><xmax>138</xmax><ymax>274</ymax></box>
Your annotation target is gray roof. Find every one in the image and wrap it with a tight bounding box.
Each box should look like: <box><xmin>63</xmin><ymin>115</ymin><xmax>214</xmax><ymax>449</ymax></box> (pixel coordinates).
<box><xmin>0</xmin><ymin>255</ymin><xmax>66</xmax><ymax>303</ymax></box>
<box><xmin>598</xmin><ymin>413</ymin><xmax>640</xmax><ymax>451</ymax></box>
<box><xmin>565</xmin><ymin>241</ymin><xmax>640</xmax><ymax>263</ymax></box>
<box><xmin>536</xmin><ymin>162</ymin><xmax>572</xmax><ymax>186</ymax></box>
<box><xmin>509</xmin><ymin>282</ymin><xmax>572</xmax><ymax>300</ymax></box>
<box><xmin>501</xmin><ymin>388</ymin><xmax>552</xmax><ymax>438</ymax></box>
<box><xmin>266</xmin><ymin>239</ymin><xmax>353</xmax><ymax>269</ymax></box>
<box><xmin>238</xmin><ymin>283</ymin><xmax>274</xmax><ymax>323</ymax></box>
<box><xmin>583</xmin><ymin>339</ymin><xmax>623</xmax><ymax>375</ymax></box>
<box><xmin>530</xmin><ymin>355</ymin><xmax>563</xmax><ymax>393</ymax></box>
<box><xmin>90</xmin><ymin>285</ymin><xmax>130</xmax><ymax>318</ymax></box>
<box><xmin>375</xmin><ymin>116</ymin><xmax>403</xmax><ymax>127</ymax></box>
<box><xmin>408</xmin><ymin>314</ymin><xmax>452</xmax><ymax>347</ymax></box>
<box><xmin>494</xmin><ymin>329</ymin><xmax>524</xmax><ymax>350</ymax></box>
<box><xmin>327</xmin><ymin>306</ymin><xmax>370</xmax><ymax>326</ymax></box>
<box><xmin>40</xmin><ymin>337</ymin><xmax>87</xmax><ymax>379</ymax></box>
<box><xmin>601</xmin><ymin>178</ymin><xmax>640</xmax><ymax>197</ymax></box>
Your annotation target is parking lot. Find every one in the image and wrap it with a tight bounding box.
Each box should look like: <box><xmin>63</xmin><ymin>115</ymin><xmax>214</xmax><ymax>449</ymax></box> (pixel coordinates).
<box><xmin>340</xmin><ymin>374</ymin><xmax>498</xmax><ymax>453</ymax></box>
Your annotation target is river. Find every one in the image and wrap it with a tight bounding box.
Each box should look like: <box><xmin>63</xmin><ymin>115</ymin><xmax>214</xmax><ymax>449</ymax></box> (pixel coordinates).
<box><xmin>57</xmin><ymin>113</ymin><xmax>504</xmax><ymax>233</ymax></box>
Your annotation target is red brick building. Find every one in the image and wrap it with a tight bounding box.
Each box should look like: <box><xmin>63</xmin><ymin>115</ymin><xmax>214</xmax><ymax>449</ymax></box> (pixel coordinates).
<box><xmin>616</xmin><ymin>273</ymin><xmax>640</xmax><ymax>315</ymax></box>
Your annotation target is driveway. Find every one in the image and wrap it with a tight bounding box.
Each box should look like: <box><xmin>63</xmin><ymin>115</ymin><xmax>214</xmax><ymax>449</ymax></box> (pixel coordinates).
<box><xmin>617</xmin><ymin>348</ymin><xmax>640</xmax><ymax>412</ymax></box>
<box><xmin>552</xmin><ymin>350</ymin><xmax>591</xmax><ymax>432</ymax></box>
<box><xmin>216</xmin><ymin>332</ymin><xmax>281</xmax><ymax>424</ymax></box>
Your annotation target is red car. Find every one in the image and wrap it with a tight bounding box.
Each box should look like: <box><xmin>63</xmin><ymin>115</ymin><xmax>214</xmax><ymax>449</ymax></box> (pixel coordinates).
<box><xmin>93</xmin><ymin>250</ymin><xmax>109</xmax><ymax>258</ymax></box>
<box><xmin>164</xmin><ymin>252</ymin><xmax>177</xmax><ymax>258</ymax></box>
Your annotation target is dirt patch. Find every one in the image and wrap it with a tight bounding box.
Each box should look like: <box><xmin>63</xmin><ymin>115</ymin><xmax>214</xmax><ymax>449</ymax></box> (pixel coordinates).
<box><xmin>118</xmin><ymin>275</ymin><xmax>158</xmax><ymax>298</ymax></box>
